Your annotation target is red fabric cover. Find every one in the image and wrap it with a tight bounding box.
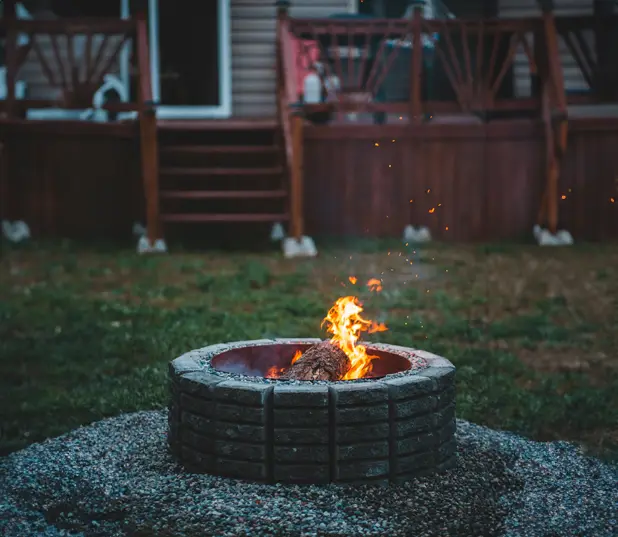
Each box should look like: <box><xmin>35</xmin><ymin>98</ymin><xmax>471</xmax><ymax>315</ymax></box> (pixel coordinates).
<box><xmin>290</xmin><ymin>38</ymin><xmax>320</xmax><ymax>99</ymax></box>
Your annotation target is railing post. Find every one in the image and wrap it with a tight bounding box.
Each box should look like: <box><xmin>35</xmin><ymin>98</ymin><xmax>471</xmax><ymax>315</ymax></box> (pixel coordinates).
<box><xmin>136</xmin><ymin>10</ymin><xmax>161</xmax><ymax>245</ymax></box>
<box><xmin>538</xmin><ymin>1</ymin><xmax>568</xmax><ymax>236</ymax></box>
<box><xmin>290</xmin><ymin>113</ymin><xmax>304</xmax><ymax>241</ymax></box>
<box><xmin>408</xmin><ymin>1</ymin><xmax>424</xmax><ymax>124</ymax></box>
<box><xmin>4</xmin><ymin>0</ymin><xmax>18</xmax><ymax>119</ymax></box>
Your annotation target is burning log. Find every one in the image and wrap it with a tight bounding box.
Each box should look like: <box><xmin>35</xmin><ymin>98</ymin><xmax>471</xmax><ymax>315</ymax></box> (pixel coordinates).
<box><xmin>281</xmin><ymin>341</ymin><xmax>350</xmax><ymax>381</ymax></box>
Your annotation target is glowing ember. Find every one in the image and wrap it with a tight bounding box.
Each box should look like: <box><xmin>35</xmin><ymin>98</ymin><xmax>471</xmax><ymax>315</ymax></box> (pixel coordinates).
<box><xmin>265</xmin><ymin>350</ymin><xmax>301</xmax><ymax>378</ymax></box>
<box><xmin>322</xmin><ymin>296</ymin><xmax>387</xmax><ymax>380</ymax></box>
<box><xmin>366</xmin><ymin>278</ymin><xmax>383</xmax><ymax>292</ymax></box>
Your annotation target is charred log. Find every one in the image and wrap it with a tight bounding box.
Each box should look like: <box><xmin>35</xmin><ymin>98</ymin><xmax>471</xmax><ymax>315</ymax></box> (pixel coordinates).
<box><xmin>281</xmin><ymin>341</ymin><xmax>350</xmax><ymax>381</ymax></box>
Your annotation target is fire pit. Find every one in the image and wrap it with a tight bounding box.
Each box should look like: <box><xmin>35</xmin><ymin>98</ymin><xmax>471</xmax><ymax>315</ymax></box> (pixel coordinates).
<box><xmin>168</xmin><ymin>297</ymin><xmax>456</xmax><ymax>484</ymax></box>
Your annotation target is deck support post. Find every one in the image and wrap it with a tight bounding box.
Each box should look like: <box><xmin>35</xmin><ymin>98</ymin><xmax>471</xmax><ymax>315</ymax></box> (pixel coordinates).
<box><xmin>290</xmin><ymin>113</ymin><xmax>304</xmax><ymax>241</ymax></box>
<box><xmin>535</xmin><ymin>2</ymin><xmax>571</xmax><ymax>244</ymax></box>
<box><xmin>135</xmin><ymin>10</ymin><xmax>164</xmax><ymax>253</ymax></box>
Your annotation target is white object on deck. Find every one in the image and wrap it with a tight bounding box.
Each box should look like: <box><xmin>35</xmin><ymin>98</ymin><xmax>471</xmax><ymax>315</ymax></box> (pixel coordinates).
<box><xmin>82</xmin><ymin>74</ymin><xmax>130</xmax><ymax>122</ymax></box>
<box><xmin>303</xmin><ymin>72</ymin><xmax>322</xmax><ymax>104</ymax></box>
<box><xmin>282</xmin><ymin>236</ymin><xmax>318</xmax><ymax>258</ymax></box>
<box><xmin>132</xmin><ymin>222</ymin><xmax>147</xmax><ymax>237</ymax></box>
<box><xmin>270</xmin><ymin>222</ymin><xmax>285</xmax><ymax>242</ymax></box>
<box><xmin>403</xmin><ymin>225</ymin><xmax>432</xmax><ymax>243</ymax></box>
<box><xmin>1</xmin><ymin>220</ymin><xmax>31</xmax><ymax>242</ymax></box>
<box><xmin>533</xmin><ymin>225</ymin><xmax>574</xmax><ymax>246</ymax></box>
<box><xmin>137</xmin><ymin>236</ymin><xmax>168</xmax><ymax>254</ymax></box>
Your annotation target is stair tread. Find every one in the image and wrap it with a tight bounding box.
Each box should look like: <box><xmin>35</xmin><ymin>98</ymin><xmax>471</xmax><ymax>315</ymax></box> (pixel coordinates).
<box><xmin>161</xmin><ymin>145</ymin><xmax>278</xmax><ymax>154</ymax></box>
<box><xmin>162</xmin><ymin>213</ymin><xmax>289</xmax><ymax>222</ymax></box>
<box><xmin>160</xmin><ymin>166</ymin><xmax>284</xmax><ymax>176</ymax></box>
<box><xmin>161</xmin><ymin>190</ymin><xmax>287</xmax><ymax>199</ymax></box>
<box><xmin>157</xmin><ymin>119</ymin><xmax>277</xmax><ymax>132</ymax></box>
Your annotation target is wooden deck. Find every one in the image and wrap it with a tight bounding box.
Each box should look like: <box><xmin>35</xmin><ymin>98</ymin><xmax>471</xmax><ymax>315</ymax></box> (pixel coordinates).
<box><xmin>0</xmin><ymin>114</ymin><xmax>617</xmax><ymax>242</ymax></box>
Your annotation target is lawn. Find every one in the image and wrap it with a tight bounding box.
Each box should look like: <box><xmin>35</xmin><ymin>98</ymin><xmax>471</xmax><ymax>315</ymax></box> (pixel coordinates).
<box><xmin>1</xmin><ymin>239</ymin><xmax>617</xmax><ymax>461</ymax></box>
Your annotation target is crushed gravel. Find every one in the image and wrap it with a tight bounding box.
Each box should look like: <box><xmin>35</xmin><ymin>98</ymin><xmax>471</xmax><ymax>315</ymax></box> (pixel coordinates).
<box><xmin>1</xmin><ymin>411</ymin><xmax>616</xmax><ymax>537</ymax></box>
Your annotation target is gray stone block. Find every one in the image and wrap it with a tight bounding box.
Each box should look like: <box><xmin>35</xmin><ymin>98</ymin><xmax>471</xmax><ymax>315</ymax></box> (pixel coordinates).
<box><xmin>273</xmin><ymin>384</ymin><xmax>329</xmax><ymax>407</ymax></box>
<box><xmin>391</xmin><ymin>394</ymin><xmax>438</xmax><ymax>419</ymax></box>
<box><xmin>179</xmin><ymin>393</ymin><xmax>213</xmax><ymax>416</ymax></box>
<box><xmin>419</xmin><ymin>366</ymin><xmax>456</xmax><ymax>390</ymax></box>
<box><xmin>335</xmin><ymin>440</ymin><xmax>389</xmax><ymax>461</ymax></box>
<box><xmin>181</xmin><ymin>411</ymin><xmax>211</xmax><ymax>433</ymax></box>
<box><xmin>335</xmin><ymin>459</ymin><xmax>389</xmax><ymax>481</ymax></box>
<box><xmin>336</xmin><ymin>422</ymin><xmax>390</xmax><ymax>443</ymax></box>
<box><xmin>215</xmin><ymin>422</ymin><xmax>266</xmax><ymax>442</ymax></box>
<box><xmin>217</xmin><ymin>403</ymin><xmax>266</xmax><ymax>424</ymax></box>
<box><xmin>214</xmin><ymin>380</ymin><xmax>273</xmax><ymax>406</ymax></box>
<box><xmin>214</xmin><ymin>440</ymin><xmax>266</xmax><ymax>462</ymax></box>
<box><xmin>334</xmin><ymin>403</ymin><xmax>389</xmax><ymax>424</ymax></box>
<box><xmin>274</xmin><ymin>427</ymin><xmax>329</xmax><ymax>445</ymax></box>
<box><xmin>176</xmin><ymin>371</ymin><xmax>222</xmax><ymax>397</ymax></box>
<box><xmin>274</xmin><ymin>444</ymin><xmax>329</xmax><ymax>463</ymax></box>
<box><xmin>274</xmin><ymin>407</ymin><xmax>329</xmax><ymax>427</ymax></box>
<box><xmin>384</xmin><ymin>374</ymin><xmax>437</xmax><ymax>400</ymax></box>
<box><xmin>331</xmin><ymin>382</ymin><xmax>389</xmax><ymax>405</ymax></box>
<box><xmin>182</xmin><ymin>429</ymin><xmax>213</xmax><ymax>453</ymax></box>
<box><xmin>394</xmin><ymin>449</ymin><xmax>436</xmax><ymax>474</ymax></box>
<box><xmin>181</xmin><ymin>446</ymin><xmax>214</xmax><ymax>472</ymax></box>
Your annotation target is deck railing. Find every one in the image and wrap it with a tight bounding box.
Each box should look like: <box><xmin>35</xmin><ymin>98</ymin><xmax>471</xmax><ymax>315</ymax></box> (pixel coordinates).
<box><xmin>0</xmin><ymin>17</ymin><xmax>138</xmax><ymax>116</ymax></box>
<box><xmin>276</xmin><ymin>4</ymin><xmax>590</xmax><ymax>236</ymax></box>
<box><xmin>278</xmin><ymin>8</ymin><xmax>618</xmax><ymax>121</ymax></box>
<box><xmin>281</xmin><ymin>12</ymin><xmax>553</xmax><ymax>119</ymax></box>
<box><xmin>0</xmin><ymin>11</ymin><xmax>160</xmax><ymax>244</ymax></box>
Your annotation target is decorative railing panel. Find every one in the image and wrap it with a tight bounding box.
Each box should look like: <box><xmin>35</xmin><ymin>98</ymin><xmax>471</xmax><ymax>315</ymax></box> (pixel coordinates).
<box><xmin>0</xmin><ymin>18</ymin><xmax>137</xmax><ymax>115</ymax></box>
<box><xmin>283</xmin><ymin>14</ymin><xmax>548</xmax><ymax>118</ymax></box>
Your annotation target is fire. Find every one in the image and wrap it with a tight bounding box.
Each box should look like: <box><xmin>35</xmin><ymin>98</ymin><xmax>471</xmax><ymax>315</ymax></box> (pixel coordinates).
<box><xmin>322</xmin><ymin>296</ymin><xmax>387</xmax><ymax>380</ymax></box>
<box><xmin>265</xmin><ymin>350</ymin><xmax>302</xmax><ymax>378</ymax></box>
<box><xmin>264</xmin><ymin>296</ymin><xmax>386</xmax><ymax>381</ymax></box>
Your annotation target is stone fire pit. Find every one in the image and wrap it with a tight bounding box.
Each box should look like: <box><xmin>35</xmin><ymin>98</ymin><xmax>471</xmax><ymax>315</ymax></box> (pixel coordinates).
<box><xmin>168</xmin><ymin>338</ymin><xmax>456</xmax><ymax>484</ymax></box>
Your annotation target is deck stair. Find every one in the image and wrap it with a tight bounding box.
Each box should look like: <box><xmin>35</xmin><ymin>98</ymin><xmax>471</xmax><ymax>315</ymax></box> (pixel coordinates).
<box><xmin>156</xmin><ymin>120</ymin><xmax>289</xmax><ymax>228</ymax></box>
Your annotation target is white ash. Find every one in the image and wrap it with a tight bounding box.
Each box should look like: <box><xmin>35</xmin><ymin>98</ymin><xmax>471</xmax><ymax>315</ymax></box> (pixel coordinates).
<box><xmin>0</xmin><ymin>412</ymin><xmax>616</xmax><ymax>537</ymax></box>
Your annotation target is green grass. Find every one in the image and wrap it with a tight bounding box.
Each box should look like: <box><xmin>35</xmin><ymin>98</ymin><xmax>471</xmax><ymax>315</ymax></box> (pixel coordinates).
<box><xmin>1</xmin><ymin>239</ymin><xmax>618</xmax><ymax>460</ymax></box>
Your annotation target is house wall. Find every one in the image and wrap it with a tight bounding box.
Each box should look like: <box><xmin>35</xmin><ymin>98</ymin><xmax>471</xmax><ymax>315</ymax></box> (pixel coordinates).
<box><xmin>230</xmin><ymin>0</ymin><xmax>353</xmax><ymax>117</ymax></box>
<box><xmin>498</xmin><ymin>0</ymin><xmax>594</xmax><ymax>97</ymax></box>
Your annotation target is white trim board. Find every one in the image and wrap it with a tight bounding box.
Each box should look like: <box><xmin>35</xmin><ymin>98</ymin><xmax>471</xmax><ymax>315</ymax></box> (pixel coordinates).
<box><xmin>148</xmin><ymin>0</ymin><xmax>232</xmax><ymax>119</ymax></box>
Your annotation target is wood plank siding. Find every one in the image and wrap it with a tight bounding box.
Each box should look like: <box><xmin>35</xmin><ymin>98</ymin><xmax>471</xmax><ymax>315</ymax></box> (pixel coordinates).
<box><xmin>498</xmin><ymin>0</ymin><xmax>594</xmax><ymax>97</ymax></box>
<box><xmin>231</xmin><ymin>0</ymin><xmax>353</xmax><ymax>117</ymax></box>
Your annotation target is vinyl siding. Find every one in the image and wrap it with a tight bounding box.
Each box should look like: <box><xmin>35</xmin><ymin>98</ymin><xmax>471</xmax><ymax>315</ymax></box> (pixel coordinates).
<box><xmin>498</xmin><ymin>0</ymin><xmax>594</xmax><ymax>97</ymax></box>
<box><xmin>230</xmin><ymin>0</ymin><xmax>353</xmax><ymax>117</ymax></box>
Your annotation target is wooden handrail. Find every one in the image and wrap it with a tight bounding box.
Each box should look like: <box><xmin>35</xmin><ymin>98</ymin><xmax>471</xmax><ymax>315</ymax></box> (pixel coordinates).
<box><xmin>135</xmin><ymin>12</ymin><xmax>154</xmax><ymax>108</ymax></box>
<box><xmin>277</xmin><ymin>6</ymin><xmax>303</xmax><ymax>241</ymax></box>
<box><xmin>135</xmin><ymin>11</ymin><xmax>160</xmax><ymax>245</ymax></box>
<box><xmin>0</xmin><ymin>18</ymin><xmax>136</xmax><ymax>35</ymax></box>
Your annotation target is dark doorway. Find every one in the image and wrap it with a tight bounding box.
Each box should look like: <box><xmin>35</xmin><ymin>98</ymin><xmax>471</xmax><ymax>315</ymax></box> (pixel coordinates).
<box><xmin>157</xmin><ymin>0</ymin><xmax>220</xmax><ymax>106</ymax></box>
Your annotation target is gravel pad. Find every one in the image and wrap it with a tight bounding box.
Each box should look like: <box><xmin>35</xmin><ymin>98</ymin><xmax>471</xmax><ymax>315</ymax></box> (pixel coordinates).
<box><xmin>1</xmin><ymin>411</ymin><xmax>616</xmax><ymax>537</ymax></box>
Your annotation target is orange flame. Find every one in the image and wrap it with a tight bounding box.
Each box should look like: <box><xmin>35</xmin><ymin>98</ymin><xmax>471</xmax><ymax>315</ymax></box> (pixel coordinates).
<box><xmin>322</xmin><ymin>296</ymin><xmax>388</xmax><ymax>380</ymax></box>
<box><xmin>366</xmin><ymin>278</ymin><xmax>383</xmax><ymax>292</ymax></box>
<box><xmin>265</xmin><ymin>350</ymin><xmax>302</xmax><ymax>378</ymax></box>
<box><xmin>348</xmin><ymin>276</ymin><xmax>358</xmax><ymax>284</ymax></box>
